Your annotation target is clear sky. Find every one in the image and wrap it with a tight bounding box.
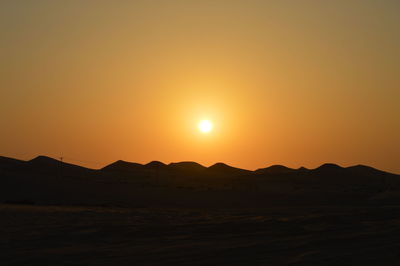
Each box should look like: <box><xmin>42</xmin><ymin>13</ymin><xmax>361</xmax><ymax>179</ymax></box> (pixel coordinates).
<box><xmin>1</xmin><ymin>0</ymin><xmax>399</xmax><ymax>173</ymax></box>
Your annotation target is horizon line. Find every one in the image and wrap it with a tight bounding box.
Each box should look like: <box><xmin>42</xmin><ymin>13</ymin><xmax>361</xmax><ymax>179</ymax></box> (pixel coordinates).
<box><xmin>1</xmin><ymin>154</ymin><xmax>398</xmax><ymax>175</ymax></box>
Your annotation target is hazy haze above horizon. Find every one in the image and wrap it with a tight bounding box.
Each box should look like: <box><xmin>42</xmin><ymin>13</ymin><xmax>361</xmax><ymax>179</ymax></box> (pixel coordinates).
<box><xmin>1</xmin><ymin>0</ymin><xmax>399</xmax><ymax>173</ymax></box>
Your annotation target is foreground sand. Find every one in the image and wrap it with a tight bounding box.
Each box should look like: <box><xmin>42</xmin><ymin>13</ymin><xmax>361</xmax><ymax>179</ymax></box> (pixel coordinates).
<box><xmin>1</xmin><ymin>204</ymin><xmax>400</xmax><ymax>265</ymax></box>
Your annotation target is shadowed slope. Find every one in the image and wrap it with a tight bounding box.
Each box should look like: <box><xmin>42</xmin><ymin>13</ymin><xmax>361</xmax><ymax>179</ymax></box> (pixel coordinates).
<box><xmin>208</xmin><ymin>162</ymin><xmax>251</xmax><ymax>176</ymax></box>
<box><xmin>101</xmin><ymin>160</ymin><xmax>143</xmax><ymax>172</ymax></box>
<box><xmin>346</xmin><ymin>164</ymin><xmax>391</xmax><ymax>176</ymax></box>
<box><xmin>0</xmin><ymin>156</ymin><xmax>25</xmax><ymax>170</ymax></box>
<box><xmin>145</xmin><ymin>161</ymin><xmax>167</xmax><ymax>169</ymax></box>
<box><xmin>29</xmin><ymin>155</ymin><xmax>61</xmax><ymax>165</ymax></box>
<box><xmin>27</xmin><ymin>156</ymin><xmax>93</xmax><ymax>175</ymax></box>
<box><xmin>313</xmin><ymin>163</ymin><xmax>343</xmax><ymax>172</ymax></box>
<box><xmin>168</xmin><ymin>161</ymin><xmax>207</xmax><ymax>172</ymax></box>
<box><xmin>255</xmin><ymin>165</ymin><xmax>296</xmax><ymax>175</ymax></box>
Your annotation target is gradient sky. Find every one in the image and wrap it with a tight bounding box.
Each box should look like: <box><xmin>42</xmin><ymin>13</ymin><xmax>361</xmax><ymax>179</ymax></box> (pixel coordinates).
<box><xmin>1</xmin><ymin>0</ymin><xmax>399</xmax><ymax>173</ymax></box>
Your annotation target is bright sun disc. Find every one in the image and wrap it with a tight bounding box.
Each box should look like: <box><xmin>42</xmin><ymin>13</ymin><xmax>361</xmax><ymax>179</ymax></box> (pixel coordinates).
<box><xmin>198</xmin><ymin>120</ymin><xmax>213</xmax><ymax>133</ymax></box>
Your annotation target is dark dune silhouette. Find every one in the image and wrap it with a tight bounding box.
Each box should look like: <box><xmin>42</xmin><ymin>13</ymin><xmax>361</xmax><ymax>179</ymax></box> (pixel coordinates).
<box><xmin>101</xmin><ymin>160</ymin><xmax>251</xmax><ymax>179</ymax></box>
<box><xmin>145</xmin><ymin>160</ymin><xmax>167</xmax><ymax>168</ymax></box>
<box><xmin>208</xmin><ymin>162</ymin><xmax>252</xmax><ymax>176</ymax></box>
<box><xmin>1</xmin><ymin>155</ymin><xmax>399</xmax><ymax>207</ymax></box>
<box><xmin>28</xmin><ymin>155</ymin><xmax>90</xmax><ymax>171</ymax></box>
<box><xmin>2</xmin><ymin>155</ymin><xmax>400</xmax><ymax>265</ymax></box>
<box><xmin>298</xmin><ymin>166</ymin><xmax>309</xmax><ymax>171</ymax></box>
<box><xmin>255</xmin><ymin>164</ymin><xmax>296</xmax><ymax>174</ymax></box>
<box><xmin>0</xmin><ymin>155</ymin><xmax>25</xmax><ymax>165</ymax></box>
<box><xmin>29</xmin><ymin>155</ymin><xmax>60</xmax><ymax>165</ymax></box>
<box><xmin>101</xmin><ymin>160</ymin><xmax>143</xmax><ymax>172</ymax></box>
<box><xmin>168</xmin><ymin>161</ymin><xmax>207</xmax><ymax>172</ymax></box>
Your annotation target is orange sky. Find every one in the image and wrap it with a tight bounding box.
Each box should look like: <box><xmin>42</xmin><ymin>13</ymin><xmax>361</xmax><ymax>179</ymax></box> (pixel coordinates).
<box><xmin>1</xmin><ymin>1</ymin><xmax>399</xmax><ymax>173</ymax></box>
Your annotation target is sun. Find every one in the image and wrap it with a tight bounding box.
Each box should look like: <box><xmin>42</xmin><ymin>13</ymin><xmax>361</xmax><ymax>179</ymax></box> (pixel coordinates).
<box><xmin>198</xmin><ymin>119</ymin><xmax>213</xmax><ymax>133</ymax></box>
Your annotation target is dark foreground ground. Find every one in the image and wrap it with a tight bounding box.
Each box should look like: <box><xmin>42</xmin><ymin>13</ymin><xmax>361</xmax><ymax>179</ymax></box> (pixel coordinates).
<box><xmin>1</xmin><ymin>204</ymin><xmax>400</xmax><ymax>265</ymax></box>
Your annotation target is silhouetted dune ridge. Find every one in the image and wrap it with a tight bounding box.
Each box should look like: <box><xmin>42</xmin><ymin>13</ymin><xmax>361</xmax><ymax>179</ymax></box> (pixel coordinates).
<box><xmin>297</xmin><ymin>166</ymin><xmax>309</xmax><ymax>171</ymax></box>
<box><xmin>1</xmin><ymin>155</ymin><xmax>397</xmax><ymax>176</ymax></box>
<box><xmin>101</xmin><ymin>160</ymin><xmax>143</xmax><ymax>172</ymax></box>
<box><xmin>168</xmin><ymin>161</ymin><xmax>206</xmax><ymax>171</ymax></box>
<box><xmin>255</xmin><ymin>165</ymin><xmax>295</xmax><ymax>174</ymax></box>
<box><xmin>0</xmin><ymin>156</ymin><xmax>25</xmax><ymax>166</ymax></box>
<box><xmin>145</xmin><ymin>161</ymin><xmax>166</xmax><ymax>168</ymax></box>
<box><xmin>27</xmin><ymin>155</ymin><xmax>91</xmax><ymax>172</ymax></box>
<box><xmin>315</xmin><ymin>163</ymin><xmax>343</xmax><ymax>170</ymax></box>
<box><xmin>29</xmin><ymin>155</ymin><xmax>60</xmax><ymax>165</ymax></box>
<box><xmin>208</xmin><ymin>162</ymin><xmax>251</xmax><ymax>176</ymax></box>
<box><xmin>346</xmin><ymin>164</ymin><xmax>389</xmax><ymax>175</ymax></box>
<box><xmin>1</xmin><ymin>154</ymin><xmax>399</xmax><ymax>208</ymax></box>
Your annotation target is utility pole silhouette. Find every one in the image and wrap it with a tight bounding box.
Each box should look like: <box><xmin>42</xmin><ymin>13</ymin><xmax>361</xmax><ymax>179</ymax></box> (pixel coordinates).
<box><xmin>59</xmin><ymin>156</ymin><xmax>63</xmax><ymax>179</ymax></box>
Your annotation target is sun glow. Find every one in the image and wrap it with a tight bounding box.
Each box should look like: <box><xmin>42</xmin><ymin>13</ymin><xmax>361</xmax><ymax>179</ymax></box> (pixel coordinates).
<box><xmin>198</xmin><ymin>119</ymin><xmax>213</xmax><ymax>133</ymax></box>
